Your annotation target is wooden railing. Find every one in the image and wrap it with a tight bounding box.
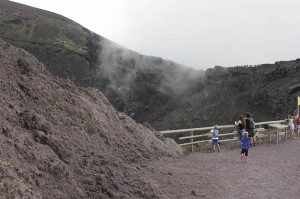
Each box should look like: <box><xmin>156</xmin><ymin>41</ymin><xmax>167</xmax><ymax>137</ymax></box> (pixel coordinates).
<box><xmin>160</xmin><ymin>120</ymin><xmax>286</xmax><ymax>152</ymax></box>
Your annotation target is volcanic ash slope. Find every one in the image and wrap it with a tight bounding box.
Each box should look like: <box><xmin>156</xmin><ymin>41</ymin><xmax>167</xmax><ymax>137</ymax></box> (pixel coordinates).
<box><xmin>0</xmin><ymin>38</ymin><xmax>182</xmax><ymax>199</ymax></box>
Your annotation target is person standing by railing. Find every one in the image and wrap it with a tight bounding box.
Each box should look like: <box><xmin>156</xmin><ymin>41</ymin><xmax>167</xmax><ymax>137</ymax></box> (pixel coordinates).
<box><xmin>288</xmin><ymin>115</ymin><xmax>296</xmax><ymax>140</ymax></box>
<box><xmin>245</xmin><ymin>112</ymin><xmax>256</xmax><ymax>146</ymax></box>
<box><xmin>210</xmin><ymin>125</ymin><xmax>220</xmax><ymax>152</ymax></box>
<box><xmin>235</xmin><ymin>114</ymin><xmax>246</xmax><ymax>140</ymax></box>
<box><xmin>293</xmin><ymin>112</ymin><xmax>300</xmax><ymax>138</ymax></box>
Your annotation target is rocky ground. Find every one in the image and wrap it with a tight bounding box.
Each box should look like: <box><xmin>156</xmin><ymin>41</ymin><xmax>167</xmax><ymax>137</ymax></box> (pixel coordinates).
<box><xmin>144</xmin><ymin>139</ymin><xmax>300</xmax><ymax>199</ymax></box>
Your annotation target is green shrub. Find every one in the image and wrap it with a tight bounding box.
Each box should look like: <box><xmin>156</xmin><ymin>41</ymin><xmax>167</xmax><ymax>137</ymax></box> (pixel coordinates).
<box><xmin>2</xmin><ymin>162</ymin><xmax>15</xmax><ymax>170</ymax></box>
<box><xmin>85</xmin><ymin>122</ymin><xmax>97</xmax><ymax>135</ymax></box>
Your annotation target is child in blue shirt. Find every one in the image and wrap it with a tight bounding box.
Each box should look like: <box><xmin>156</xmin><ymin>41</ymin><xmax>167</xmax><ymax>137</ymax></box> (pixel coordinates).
<box><xmin>210</xmin><ymin>125</ymin><xmax>220</xmax><ymax>152</ymax></box>
<box><xmin>240</xmin><ymin>131</ymin><xmax>251</xmax><ymax>162</ymax></box>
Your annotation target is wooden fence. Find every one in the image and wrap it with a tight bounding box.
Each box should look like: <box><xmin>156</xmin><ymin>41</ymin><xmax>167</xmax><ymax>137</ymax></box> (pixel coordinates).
<box><xmin>160</xmin><ymin>120</ymin><xmax>286</xmax><ymax>152</ymax></box>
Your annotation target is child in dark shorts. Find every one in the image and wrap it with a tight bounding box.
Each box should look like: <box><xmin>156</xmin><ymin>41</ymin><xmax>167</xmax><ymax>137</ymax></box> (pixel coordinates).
<box><xmin>240</xmin><ymin>131</ymin><xmax>251</xmax><ymax>162</ymax></box>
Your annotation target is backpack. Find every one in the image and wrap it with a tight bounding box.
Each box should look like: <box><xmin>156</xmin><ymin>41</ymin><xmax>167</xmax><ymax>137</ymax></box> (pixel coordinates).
<box><xmin>249</xmin><ymin>118</ymin><xmax>255</xmax><ymax>129</ymax></box>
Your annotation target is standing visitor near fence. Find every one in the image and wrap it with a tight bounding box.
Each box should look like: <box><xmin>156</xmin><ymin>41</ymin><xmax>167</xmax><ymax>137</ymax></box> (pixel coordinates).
<box><xmin>293</xmin><ymin>112</ymin><xmax>300</xmax><ymax>138</ymax></box>
<box><xmin>209</xmin><ymin>125</ymin><xmax>220</xmax><ymax>153</ymax></box>
<box><xmin>245</xmin><ymin>112</ymin><xmax>256</xmax><ymax>146</ymax></box>
<box><xmin>235</xmin><ymin>114</ymin><xmax>246</xmax><ymax>140</ymax></box>
<box><xmin>288</xmin><ymin>115</ymin><xmax>296</xmax><ymax>140</ymax></box>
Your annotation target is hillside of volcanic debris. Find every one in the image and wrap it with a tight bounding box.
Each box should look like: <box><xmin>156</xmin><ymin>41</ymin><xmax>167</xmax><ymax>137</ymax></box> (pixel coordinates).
<box><xmin>0</xmin><ymin>38</ymin><xmax>182</xmax><ymax>198</ymax></box>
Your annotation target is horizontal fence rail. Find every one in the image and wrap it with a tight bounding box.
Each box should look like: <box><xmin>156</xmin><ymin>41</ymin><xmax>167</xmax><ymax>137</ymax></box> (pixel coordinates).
<box><xmin>159</xmin><ymin>120</ymin><xmax>287</xmax><ymax>152</ymax></box>
<box><xmin>179</xmin><ymin>132</ymin><xmax>237</xmax><ymax>140</ymax></box>
<box><xmin>160</xmin><ymin>120</ymin><xmax>286</xmax><ymax>135</ymax></box>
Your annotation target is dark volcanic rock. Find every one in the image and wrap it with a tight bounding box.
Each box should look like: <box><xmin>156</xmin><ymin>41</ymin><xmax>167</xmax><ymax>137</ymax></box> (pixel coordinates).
<box><xmin>0</xmin><ymin>0</ymin><xmax>204</xmax><ymax>130</ymax></box>
<box><xmin>154</xmin><ymin>63</ymin><xmax>300</xmax><ymax>130</ymax></box>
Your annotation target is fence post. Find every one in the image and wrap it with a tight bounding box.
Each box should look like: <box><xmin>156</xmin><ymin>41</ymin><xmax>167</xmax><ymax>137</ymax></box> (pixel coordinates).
<box><xmin>190</xmin><ymin>131</ymin><xmax>194</xmax><ymax>152</ymax></box>
<box><xmin>234</xmin><ymin>128</ymin><xmax>238</xmax><ymax>147</ymax></box>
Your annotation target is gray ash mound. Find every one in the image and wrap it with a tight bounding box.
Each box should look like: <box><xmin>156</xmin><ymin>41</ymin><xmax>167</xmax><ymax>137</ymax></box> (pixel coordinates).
<box><xmin>0</xmin><ymin>38</ymin><xmax>182</xmax><ymax>198</ymax></box>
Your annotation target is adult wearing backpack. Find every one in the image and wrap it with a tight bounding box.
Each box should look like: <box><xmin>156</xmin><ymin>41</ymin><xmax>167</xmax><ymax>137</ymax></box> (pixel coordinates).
<box><xmin>245</xmin><ymin>112</ymin><xmax>256</xmax><ymax>146</ymax></box>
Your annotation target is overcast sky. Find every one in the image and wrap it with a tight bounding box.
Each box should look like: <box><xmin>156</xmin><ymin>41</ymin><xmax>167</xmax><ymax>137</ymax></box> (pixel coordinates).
<box><xmin>11</xmin><ymin>0</ymin><xmax>300</xmax><ymax>69</ymax></box>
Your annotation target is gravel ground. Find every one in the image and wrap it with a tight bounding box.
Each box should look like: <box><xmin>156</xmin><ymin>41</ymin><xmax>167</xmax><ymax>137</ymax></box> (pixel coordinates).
<box><xmin>144</xmin><ymin>139</ymin><xmax>300</xmax><ymax>199</ymax></box>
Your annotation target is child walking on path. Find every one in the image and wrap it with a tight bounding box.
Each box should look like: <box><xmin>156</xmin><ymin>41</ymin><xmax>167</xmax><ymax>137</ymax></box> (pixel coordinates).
<box><xmin>210</xmin><ymin>125</ymin><xmax>220</xmax><ymax>152</ymax></box>
<box><xmin>240</xmin><ymin>131</ymin><xmax>251</xmax><ymax>162</ymax></box>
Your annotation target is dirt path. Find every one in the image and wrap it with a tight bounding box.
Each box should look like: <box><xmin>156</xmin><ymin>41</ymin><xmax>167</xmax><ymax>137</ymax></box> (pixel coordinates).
<box><xmin>144</xmin><ymin>140</ymin><xmax>300</xmax><ymax>199</ymax></box>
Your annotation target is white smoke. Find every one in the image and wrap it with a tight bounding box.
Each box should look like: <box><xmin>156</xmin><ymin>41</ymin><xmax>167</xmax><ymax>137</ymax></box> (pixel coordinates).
<box><xmin>97</xmin><ymin>38</ymin><xmax>206</xmax><ymax>99</ymax></box>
